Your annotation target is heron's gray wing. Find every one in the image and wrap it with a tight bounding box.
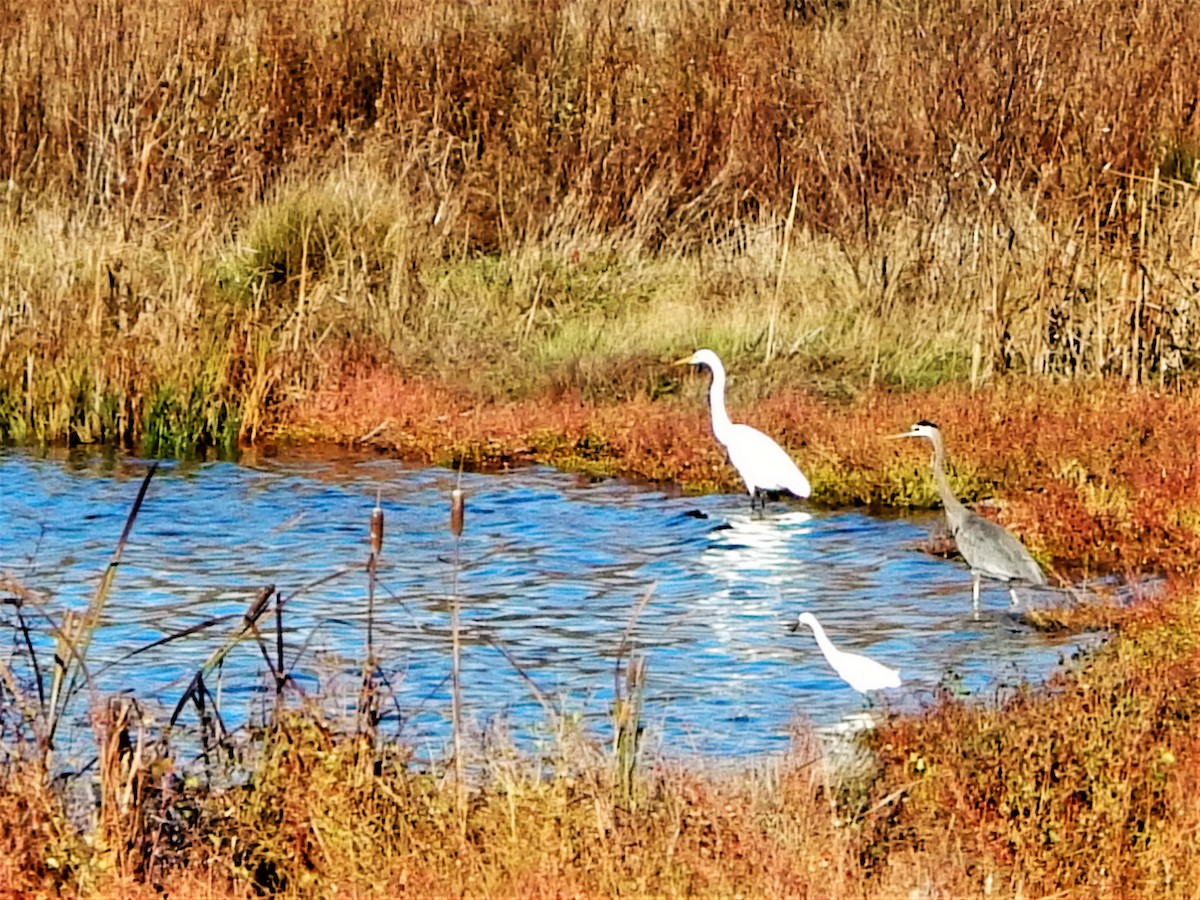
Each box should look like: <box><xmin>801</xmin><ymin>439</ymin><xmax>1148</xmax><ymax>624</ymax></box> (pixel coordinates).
<box><xmin>953</xmin><ymin>512</ymin><xmax>1046</xmax><ymax>585</ymax></box>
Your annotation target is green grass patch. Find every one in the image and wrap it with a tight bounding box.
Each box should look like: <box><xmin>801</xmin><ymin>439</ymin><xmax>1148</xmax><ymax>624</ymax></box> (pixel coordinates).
<box><xmin>142</xmin><ymin>384</ymin><xmax>240</xmax><ymax>458</ymax></box>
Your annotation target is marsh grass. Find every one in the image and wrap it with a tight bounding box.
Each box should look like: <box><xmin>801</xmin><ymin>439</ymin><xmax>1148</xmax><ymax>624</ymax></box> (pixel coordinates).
<box><xmin>868</xmin><ymin>590</ymin><xmax>1200</xmax><ymax>896</ymax></box>
<box><xmin>0</xmin><ymin>470</ymin><xmax>857</xmax><ymax>897</ymax></box>
<box><xmin>4</xmin><ymin>575</ymin><xmax>1199</xmax><ymax>897</ymax></box>
<box><xmin>294</xmin><ymin>371</ymin><xmax>1200</xmax><ymax>590</ymax></box>
<box><xmin>3</xmin><ymin>0</ymin><xmax>1200</xmax><ymax>892</ymax></box>
<box><xmin>2</xmin><ymin>0</ymin><xmax>1200</xmax><ymax>451</ymax></box>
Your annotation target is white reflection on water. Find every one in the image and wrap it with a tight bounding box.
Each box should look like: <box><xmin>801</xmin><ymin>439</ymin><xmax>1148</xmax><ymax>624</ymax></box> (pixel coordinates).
<box><xmin>694</xmin><ymin>510</ymin><xmax>814</xmax><ymax>660</ymax></box>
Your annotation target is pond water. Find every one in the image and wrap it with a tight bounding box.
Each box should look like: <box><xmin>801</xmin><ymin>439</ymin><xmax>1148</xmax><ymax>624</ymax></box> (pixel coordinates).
<box><xmin>0</xmin><ymin>449</ymin><xmax>1096</xmax><ymax>758</ymax></box>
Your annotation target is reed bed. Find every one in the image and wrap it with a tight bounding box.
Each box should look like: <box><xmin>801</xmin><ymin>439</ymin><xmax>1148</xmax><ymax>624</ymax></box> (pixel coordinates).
<box><xmin>1</xmin><ymin>0</ymin><xmax>1199</xmax><ymax>453</ymax></box>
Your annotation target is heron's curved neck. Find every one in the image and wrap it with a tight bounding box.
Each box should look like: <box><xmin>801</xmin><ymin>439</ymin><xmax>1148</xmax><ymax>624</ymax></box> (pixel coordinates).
<box><xmin>929</xmin><ymin>433</ymin><xmax>968</xmax><ymax>525</ymax></box>
<box><xmin>705</xmin><ymin>363</ymin><xmax>734</xmax><ymax>442</ymax></box>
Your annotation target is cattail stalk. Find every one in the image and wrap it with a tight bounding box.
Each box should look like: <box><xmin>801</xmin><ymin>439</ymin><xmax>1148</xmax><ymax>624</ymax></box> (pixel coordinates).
<box><xmin>367</xmin><ymin>491</ymin><xmax>384</xmax><ymax>665</ymax></box>
<box><xmin>450</xmin><ymin>487</ymin><xmax>464</xmax><ymax>537</ymax></box>
<box><xmin>359</xmin><ymin>492</ymin><xmax>385</xmax><ymax>737</ymax></box>
<box><xmin>449</xmin><ymin>486</ymin><xmax>466</xmax><ymax>826</ymax></box>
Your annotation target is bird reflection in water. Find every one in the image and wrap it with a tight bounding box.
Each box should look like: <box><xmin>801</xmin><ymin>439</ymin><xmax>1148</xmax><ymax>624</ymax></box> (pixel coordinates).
<box><xmin>691</xmin><ymin>510</ymin><xmax>815</xmax><ymax>662</ymax></box>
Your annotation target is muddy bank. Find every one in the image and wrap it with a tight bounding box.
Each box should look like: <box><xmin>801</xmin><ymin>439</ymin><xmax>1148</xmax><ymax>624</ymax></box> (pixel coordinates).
<box><xmin>281</xmin><ymin>364</ymin><xmax>1200</xmax><ymax>578</ymax></box>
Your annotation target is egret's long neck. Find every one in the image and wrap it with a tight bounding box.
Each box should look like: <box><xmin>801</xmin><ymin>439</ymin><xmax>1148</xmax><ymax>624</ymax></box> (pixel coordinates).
<box><xmin>706</xmin><ymin>362</ymin><xmax>734</xmax><ymax>443</ymax></box>
<box><xmin>930</xmin><ymin>432</ymin><xmax>968</xmax><ymax>528</ymax></box>
<box><xmin>806</xmin><ymin>619</ymin><xmax>840</xmax><ymax>665</ymax></box>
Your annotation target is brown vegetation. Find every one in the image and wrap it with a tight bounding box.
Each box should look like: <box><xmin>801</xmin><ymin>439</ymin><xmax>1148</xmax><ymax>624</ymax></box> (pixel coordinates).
<box><xmin>0</xmin><ymin>374</ymin><xmax>1193</xmax><ymax>897</ymax></box>
<box><xmin>871</xmin><ymin>586</ymin><xmax>1200</xmax><ymax>897</ymax></box>
<box><xmin>295</xmin><ymin>363</ymin><xmax>1200</xmax><ymax>578</ymax></box>
<box><xmin>5</xmin><ymin>0</ymin><xmax>1198</xmax><ymax>239</ymax></box>
<box><xmin>1</xmin><ymin>0</ymin><xmax>1199</xmax><ymax>453</ymax></box>
<box><xmin>3</xmin><ymin>528</ymin><xmax>1199</xmax><ymax>898</ymax></box>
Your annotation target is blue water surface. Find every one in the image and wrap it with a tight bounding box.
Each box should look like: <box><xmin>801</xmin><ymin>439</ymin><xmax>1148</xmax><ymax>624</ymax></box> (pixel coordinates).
<box><xmin>0</xmin><ymin>449</ymin><xmax>1094</xmax><ymax>758</ymax></box>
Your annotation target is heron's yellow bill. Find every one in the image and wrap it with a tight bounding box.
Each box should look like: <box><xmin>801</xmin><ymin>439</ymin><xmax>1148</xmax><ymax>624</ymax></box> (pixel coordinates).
<box><xmin>673</xmin><ymin>353</ymin><xmax>699</xmax><ymax>366</ymax></box>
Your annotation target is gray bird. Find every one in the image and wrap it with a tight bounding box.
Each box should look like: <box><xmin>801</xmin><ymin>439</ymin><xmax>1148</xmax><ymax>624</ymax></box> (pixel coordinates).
<box><xmin>890</xmin><ymin>420</ymin><xmax>1046</xmax><ymax>606</ymax></box>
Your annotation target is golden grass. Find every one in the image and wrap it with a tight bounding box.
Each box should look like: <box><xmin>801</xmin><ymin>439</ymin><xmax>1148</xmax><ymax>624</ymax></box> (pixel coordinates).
<box><xmin>5</xmin><ymin>587</ymin><xmax>1200</xmax><ymax>898</ymax></box>
<box><xmin>0</xmin><ymin>378</ymin><xmax>1194</xmax><ymax>897</ymax></box>
<box><xmin>0</xmin><ymin>0</ymin><xmax>1199</xmax><ymax>452</ymax></box>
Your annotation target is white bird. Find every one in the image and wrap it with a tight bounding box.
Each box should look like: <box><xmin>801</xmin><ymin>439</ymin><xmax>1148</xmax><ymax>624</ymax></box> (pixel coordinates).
<box><xmin>889</xmin><ymin>420</ymin><xmax>1046</xmax><ymax>607</ymax></box>
<box><xmin>790</xmin><ymin>611</ymin><xmax>901</xmax><ymax>694</ymax></box>
<box><xmin>676</xmin><ymin>349</ymin><xmax>811</xmax><ymax>509</ymax></box>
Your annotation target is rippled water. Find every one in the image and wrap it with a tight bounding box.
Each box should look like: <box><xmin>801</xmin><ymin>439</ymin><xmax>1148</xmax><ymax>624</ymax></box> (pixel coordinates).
<box><xmin>0</xmin><ymin>449</ymin><xmax>1095</xmax><ymax>757</ymax></box>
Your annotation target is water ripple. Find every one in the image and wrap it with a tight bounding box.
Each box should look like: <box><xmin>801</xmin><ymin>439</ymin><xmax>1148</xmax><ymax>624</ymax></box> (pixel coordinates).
<box><xmin>0</xmin><ymin>449</ymin><xmax>1097</xmax><ymax>756</ymax></box>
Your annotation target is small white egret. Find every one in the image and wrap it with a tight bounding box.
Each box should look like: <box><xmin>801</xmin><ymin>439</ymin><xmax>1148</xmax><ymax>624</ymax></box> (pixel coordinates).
<box><xmin>790</xmin><ymin>612</ymin><xmax>901</xmax><ymax>694</ymax></box>
<box><xmin>890</xmin><ymin>420</ymin><xmax>1047</xmax><ymax>606</ymax></box>
<box><xmin>675</xmin><ymin>349</ymin><xmax>811</xmax><ymax>509</ymax></box>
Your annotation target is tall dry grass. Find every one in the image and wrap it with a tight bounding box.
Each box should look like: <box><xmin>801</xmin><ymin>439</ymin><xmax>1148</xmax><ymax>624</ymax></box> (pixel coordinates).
<box><xmin>1</xmin><ymin>0</ymin><xmax>1199</xmax><ymax>451</ymax></box>
<box><xmin>4</xmin><ymin>0</ymin><xmax>1197</xmax><ymax>232</ymax></box>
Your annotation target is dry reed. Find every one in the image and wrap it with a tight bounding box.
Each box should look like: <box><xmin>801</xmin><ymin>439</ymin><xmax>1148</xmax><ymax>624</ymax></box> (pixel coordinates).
<box><xmin>0</xmin><ymin>0</ymin><xmax>1197</xmax><ymax>453</ymax></box>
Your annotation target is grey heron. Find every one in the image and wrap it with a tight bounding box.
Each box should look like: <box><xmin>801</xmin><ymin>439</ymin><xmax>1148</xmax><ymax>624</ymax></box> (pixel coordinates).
<box><xmin>675</xmin><ymin>349</ymin><xmax>811</xmax><ymax>509</ymax></box>
<box><xmin>891</xmin><ymin>420</ymin><xmax>1046</xmax><ymax>606</ymax></box>
<box><xmin>790</xmin><ymin>612</ymin><xmax>901</xmax><ymax>693</ymax></box>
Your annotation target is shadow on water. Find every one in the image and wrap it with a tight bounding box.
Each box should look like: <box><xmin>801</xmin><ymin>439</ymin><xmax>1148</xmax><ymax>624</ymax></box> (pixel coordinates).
<box><xmin>0</xmin><ymin>449</ymin><xmax>1107</xmax><ymax>758</ymax></box>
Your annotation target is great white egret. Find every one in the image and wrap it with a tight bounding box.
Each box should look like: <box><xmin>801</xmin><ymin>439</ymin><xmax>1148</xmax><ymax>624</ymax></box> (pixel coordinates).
<box><xmin>675</xmin><ymin>349</ymin><xmax>811</xmax><ymax>509</ymax></box>
<box><xmin>790</xmin><ymin>611</ymin><xmax>901</xmax><ymax>694</ymax></box>
<box><xmin>890</xmin><ymin>420</ymin><xmax>1046</xmax><ymax>606</ymax></box>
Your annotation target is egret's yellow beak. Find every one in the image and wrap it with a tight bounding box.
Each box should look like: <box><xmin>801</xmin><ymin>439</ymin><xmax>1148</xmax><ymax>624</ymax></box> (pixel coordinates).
<box><xmin>673</xmin><ymin>354</ymin><xmax>697</xmax><ymax>366</ymax></box>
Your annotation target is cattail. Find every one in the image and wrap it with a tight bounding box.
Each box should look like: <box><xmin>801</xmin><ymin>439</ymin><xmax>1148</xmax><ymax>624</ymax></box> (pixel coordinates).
<box><xmin>448</xmin><ymin>484</ymin><xmax>466</xmax><ymax>819</ymax></box>
<box><xmin>450</xmin><ymin>487</ymin><xmax>464</xmax><ymax>537</ymax></box>
<box><xmin>244</xmin><ymin>584</ymin><xmax>275</xmax><ymax>627</ymax></box>
<box><xmin>369</xmin><ymin>494</ymin><xmax>384</xmax><ymax>557</ymax></box>
<box><xmin>364</xmin><ymin>493</ymin><xmax>384</xmax><ymax>681</ymax></box>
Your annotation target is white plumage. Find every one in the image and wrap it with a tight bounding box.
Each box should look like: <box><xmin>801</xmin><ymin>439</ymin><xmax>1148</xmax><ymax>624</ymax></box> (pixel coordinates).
<box><xmin>791</xmin><ymin>612</ymin><xmax>902</xmax><ymax>694</ymax></box>
<box><xmin>677</xmin><ymin>349</ymin><xmax>811</xmax><ymax>507</ymax></box>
